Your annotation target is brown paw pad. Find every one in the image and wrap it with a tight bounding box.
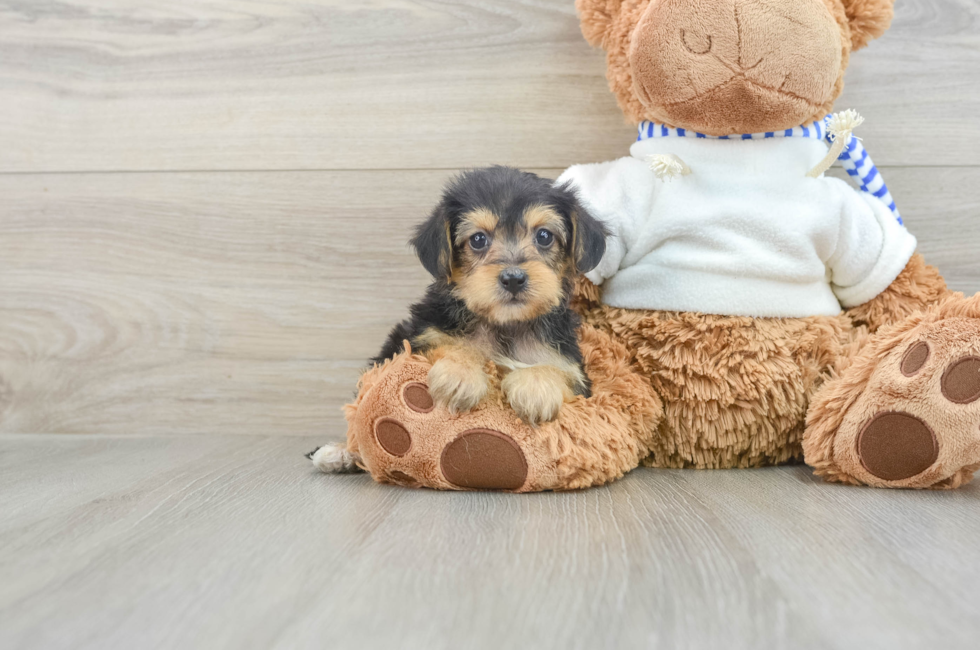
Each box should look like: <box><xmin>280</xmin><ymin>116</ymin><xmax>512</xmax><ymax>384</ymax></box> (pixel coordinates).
<box><xmin>941</xmin><ymin>356</ymin><xmax>980</xmax><ymax>405</ymax></box>
<box><xmin>900</xmin><ymin>341</ymin><xmax>930</xmax><ymax>376</ymax></box>
<box><xmin>375</xmin><ymin>418</ymin><xmax>412</xmax><ymax>457</ymax></box>
<box><xmin>858</xmin><ymin>412</ymin><xmax>939</xmax><ymax>481</ymax></box>
<box><xmin>440</xmin><ymin>429</ymin><xmax>528</xmax><ymax>490</ymax></box>
<box><xmin>403</xmin><ymin>382</ymin><xmax>434</xmax><ymax>413</ymax></box>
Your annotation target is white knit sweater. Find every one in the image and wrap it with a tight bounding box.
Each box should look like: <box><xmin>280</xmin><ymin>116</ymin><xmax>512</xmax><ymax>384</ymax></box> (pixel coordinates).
<box><xmin>558</xmin><ymin>135</ymin><xmax>917</xmax><ymax>318</ymax></box>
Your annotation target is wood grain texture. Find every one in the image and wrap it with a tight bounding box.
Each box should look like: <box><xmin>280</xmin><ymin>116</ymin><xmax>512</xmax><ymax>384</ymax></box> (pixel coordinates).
<box><xmin>0</xmin><ymin>0</ymin><xmax>979</xmax><ymax>173</ymax></box>
<box><xmin>2</xmin><ymin>167</ymin><xmax>979</xmax><ymax>436</ymax></box>
<box><xmin>0</xmin><ymin>434</ymin><xmax>978</xmax><ymax>650</ymax></box>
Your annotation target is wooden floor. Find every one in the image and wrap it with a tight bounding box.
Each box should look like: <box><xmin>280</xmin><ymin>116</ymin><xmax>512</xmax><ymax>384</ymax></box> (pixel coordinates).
<box><xmin>2</xmin><ymin>1</ymin><xmax>980</xmax><ymax>648</ymax></box>
<box><xmin>2</xmin><ymin>435</ymin><xmax>979</xmax><ymax>650</ymax></box>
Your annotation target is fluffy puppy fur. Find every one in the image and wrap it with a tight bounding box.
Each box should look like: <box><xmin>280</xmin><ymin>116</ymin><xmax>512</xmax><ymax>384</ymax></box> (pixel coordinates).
<box><xmin>375</xmin><ymin>166</ymin><xmax>607</xmax><ymax>425</ymax></box>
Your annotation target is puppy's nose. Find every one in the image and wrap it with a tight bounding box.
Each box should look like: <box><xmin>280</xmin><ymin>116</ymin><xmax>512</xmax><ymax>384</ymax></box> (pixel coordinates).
<box><xmin>499</xmin><ymin>268</ymin><xmax>528</xmax><ymax>295</ymax></box>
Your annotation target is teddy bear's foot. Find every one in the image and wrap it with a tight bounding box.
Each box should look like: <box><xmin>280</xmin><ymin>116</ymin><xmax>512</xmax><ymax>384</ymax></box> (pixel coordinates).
<box><xmin>331</xmin><ymin>327</ymin><xmax>663</xmax><ymax>492</ymax></box>
<box><xmin>341</xmin><ymin>354</ymin><xmax>535</xmax><ymax>490</ymax></box>
<box><xmin>805</xmin><ymin>295</ymin><xmax>980</xmax><ymax>489</ymax></box>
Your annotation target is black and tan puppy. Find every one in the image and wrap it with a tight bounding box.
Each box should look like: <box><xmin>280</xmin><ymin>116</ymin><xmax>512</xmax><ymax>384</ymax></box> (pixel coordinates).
<box><xmin>375</xmin><ymin>166</ymin><xmax>607</xmax><ymax>425</ymax></box>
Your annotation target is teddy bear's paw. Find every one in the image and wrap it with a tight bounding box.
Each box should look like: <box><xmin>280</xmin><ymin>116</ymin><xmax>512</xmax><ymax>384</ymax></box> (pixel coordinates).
<box><xmin>811</xmin><ymin>311</ymin><xmax>980</xmax><ymax>489</ymax></box>
<box><xmin>341</xmin><ymin>326</ymin><xmax>665</xmax><ymax>492</ymax></box>
<box><xmin>347</xmin><ymin>355</ymin><xmax>535</xmax><ymax>491</ymax></box>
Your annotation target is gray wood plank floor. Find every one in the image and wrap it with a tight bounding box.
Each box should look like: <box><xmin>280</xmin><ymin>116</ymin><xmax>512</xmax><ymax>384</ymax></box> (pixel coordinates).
<box><xmin>1</xmin><ymin>435</ymin><xmax>979</xmax><ymax>650</ymax></box>
<box><xmin>2</xmin><ymin>0</ymin><xmax>980</xmax><ymax>647</ymax></box>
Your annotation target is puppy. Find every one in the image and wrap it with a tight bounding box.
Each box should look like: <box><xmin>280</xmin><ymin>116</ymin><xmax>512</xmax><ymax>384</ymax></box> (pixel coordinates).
<box><xmin>375</xmin><ymin>166</ymin><xmax>607</xmax><ymax>425</ymax></box>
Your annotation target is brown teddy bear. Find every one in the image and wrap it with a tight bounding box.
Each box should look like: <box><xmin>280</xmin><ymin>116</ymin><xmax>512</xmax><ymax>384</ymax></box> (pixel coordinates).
<box><xmin>313</xmin><ymin>0</ymin><xmax>980</xmax><ymax>491</ymax></box>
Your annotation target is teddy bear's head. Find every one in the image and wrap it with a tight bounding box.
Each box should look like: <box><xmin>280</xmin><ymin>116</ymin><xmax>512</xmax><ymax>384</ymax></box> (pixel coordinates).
<box><xmin>577</xmin><ymin>0</ymin><xmax>894</xmax><ymax>136</ymax></box>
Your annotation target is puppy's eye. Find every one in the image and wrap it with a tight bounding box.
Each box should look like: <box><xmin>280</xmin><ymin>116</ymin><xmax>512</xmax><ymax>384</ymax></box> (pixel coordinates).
<box><xmin>535</xmin><ymin>228</ymin><xmax>555</xmax><ymax>248</ymax></box>
<box><xmin>469</xmin><ymin>232</ymin><xmax>488</xmax><ymax>251</ymax></box>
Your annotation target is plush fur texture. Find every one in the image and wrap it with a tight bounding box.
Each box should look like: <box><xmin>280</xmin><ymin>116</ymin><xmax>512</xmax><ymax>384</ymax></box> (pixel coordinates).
<box><xmin>579</xmin><ymin>299</ymin><xmax>852</xmax><ymax>468</ymax></box>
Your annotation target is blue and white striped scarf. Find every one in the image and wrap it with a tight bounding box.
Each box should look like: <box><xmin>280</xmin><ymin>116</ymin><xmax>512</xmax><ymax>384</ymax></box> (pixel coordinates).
<box><xmin>636</xmin><ymin>116</ymin><xmax>902</xmax><ymax>224</ymax></box>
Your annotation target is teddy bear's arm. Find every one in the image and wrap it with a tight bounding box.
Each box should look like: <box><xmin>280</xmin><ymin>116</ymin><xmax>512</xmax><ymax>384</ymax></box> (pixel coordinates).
<box><xmin>827</xmin><ymin>182</ymin><xmax>918</xmax><ymax>310</ymax></box>
<box><xmin>557</xmin><ymin>158</ymin><xmax>656</xmax><ymax>285</ymax></box>
<box><xmin>846</xmin><ymin>253</ymin><xmax>954</xmax><ymax>334</ymax></box>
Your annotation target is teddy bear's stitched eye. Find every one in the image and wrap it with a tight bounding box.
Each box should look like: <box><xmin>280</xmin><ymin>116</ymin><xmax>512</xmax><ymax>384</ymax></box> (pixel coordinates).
<box><xmin>680</xmin><ymin>29</ymin><xmax>712</xmax><ymax>55</ymax></box>
<box><xmin>535</xmin><ymin>229</ymin><xmax>555</xmax><ymax>248</ymax></box>
<box><xmin>469</xmin><ymin>232</ymin><xmax>488</xmax><ymax>250</ymax></box>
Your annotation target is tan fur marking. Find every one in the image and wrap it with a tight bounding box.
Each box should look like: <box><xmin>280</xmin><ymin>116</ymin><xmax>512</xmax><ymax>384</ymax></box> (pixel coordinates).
<box><xmin>523</xmin><ymin>204</ymin><xmax>567</xmax><ymax>242</ymax></box>
<box><xmin>500</xmin><ymin>339</ymin><xmax>587</xmax><ymax>395</ymax></box>
<box><xmin>453</xmin><ymin>259</ymin><xmax>563</xmax><ymax>324</ymax></box>
<box><xmin>412</xmin><ymin>327</ymin><xmax>457</xmax><ymax>354</ymax></box>
<box><xmin>453</xmin><ymin>264</ymin><xmax>506</xmax><ymax>317</ymax></box>
<box><xmin>425</xmin><ymin>339</ymin><xmax>490</xmax><ymax>415</ymax></box>
<box><xmin>515</xmin><ymin>260</ymin><xmax>564</xmax><ymax>319</ymax></box>
<box><xmin>455</xmin><ymin>208</ymin><xmax>499</xmax><ymax>245</ymax></box>
<box><xmin>501</xmin><ymin>365</ymin><xmax>577</xmax><ymax>425</ymax></box>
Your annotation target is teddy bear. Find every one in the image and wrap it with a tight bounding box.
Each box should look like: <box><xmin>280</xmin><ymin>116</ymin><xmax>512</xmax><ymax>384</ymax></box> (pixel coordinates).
<box><xmin>312</xmin><ymin>0</ymin><xmax>980</xmax><ymax>492</ymax></box>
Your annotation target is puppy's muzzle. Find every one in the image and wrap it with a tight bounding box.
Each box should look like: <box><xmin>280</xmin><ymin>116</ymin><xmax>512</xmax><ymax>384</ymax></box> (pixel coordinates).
<box><xmin>498</xmin><ymin>268</ymin><xmax>528</xmax><ymax>296</ymax></box>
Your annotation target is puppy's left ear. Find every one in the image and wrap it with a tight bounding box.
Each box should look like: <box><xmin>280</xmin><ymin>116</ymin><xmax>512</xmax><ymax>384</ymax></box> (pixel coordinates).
<box><xmin>555</xmin><ymin>182</ymin><xmax>607</xmax><ymax>274</ymax></box>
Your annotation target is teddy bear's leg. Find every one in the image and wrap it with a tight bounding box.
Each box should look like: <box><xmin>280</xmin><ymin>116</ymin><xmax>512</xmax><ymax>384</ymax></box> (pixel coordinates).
<box><xmin>574</xmin><ymin>274</ymin><xmax>851</xmax><ymax>469</ymax></box>
<box><xmin>804</xmin><ymin>293</ymin><xmax>980</xmax><ymax>489</ymax></box>
<box><xmin>324</xmin><ymin>326</ymin><xmax>663</xmax><ymax>492</ymax></box>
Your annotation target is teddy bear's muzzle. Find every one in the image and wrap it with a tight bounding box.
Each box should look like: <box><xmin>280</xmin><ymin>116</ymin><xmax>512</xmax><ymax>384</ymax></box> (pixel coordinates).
<box><xmin>628</xmin><ymin>0</ymin><xmax>845</xmax><ymax>135</ymax></box>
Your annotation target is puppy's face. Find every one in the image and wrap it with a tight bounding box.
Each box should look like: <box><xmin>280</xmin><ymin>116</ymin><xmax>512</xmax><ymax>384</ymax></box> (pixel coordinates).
<box><xmin>413</xmin><ymin>167</ymin><xmax>606</xmax><ymax>325</ymax></box>
<box><xmin>452</xmin><ymin>203</ymin><xmax>568</xmax><ymax>323</ymax></box>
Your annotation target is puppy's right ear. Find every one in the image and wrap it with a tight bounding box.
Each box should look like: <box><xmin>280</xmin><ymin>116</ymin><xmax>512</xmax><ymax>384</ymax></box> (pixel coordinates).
<box><xmin>411</xmin><ymin>202</ymin><xmax>454</xmax><ymax>280</ymax></box>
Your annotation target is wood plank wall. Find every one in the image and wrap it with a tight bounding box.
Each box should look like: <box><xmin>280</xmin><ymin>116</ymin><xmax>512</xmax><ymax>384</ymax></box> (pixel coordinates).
<box><xmin>2</xmin><ymin>0</ymin><xmax>979</xmax><ymax>436</ymax></box>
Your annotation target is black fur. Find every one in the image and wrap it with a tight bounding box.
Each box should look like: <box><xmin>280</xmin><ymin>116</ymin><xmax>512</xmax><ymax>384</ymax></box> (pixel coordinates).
<box><xmin>374</xmin><ymin>167</ymin><xmax>607</xmax><ymax>398</ymax></box>
<box><xmin>373</xmin><ymin>279</ymin><xmax>470</xmax><ymax>363</ymax></box>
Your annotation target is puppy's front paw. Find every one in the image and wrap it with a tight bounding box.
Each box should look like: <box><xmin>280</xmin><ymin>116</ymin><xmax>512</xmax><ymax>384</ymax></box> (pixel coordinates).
<box><xmin>502</xmin><ymin>366</ymin><xmax>574</xmax><ymax>426</ymax></box>
<box><xmin>428</xmin><ymin>357</ymin><xmax>490</xmax><ymax>414</ymax></box>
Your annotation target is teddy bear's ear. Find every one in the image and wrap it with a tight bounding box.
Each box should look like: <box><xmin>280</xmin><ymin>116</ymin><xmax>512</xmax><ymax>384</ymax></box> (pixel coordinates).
<box><xmin>576</xmin><ymin>0</ymin><xmax>624</xmax><ymax>49</ymax></box>
<box><xmin>840</xmin><ymin>0</ymin><xmax>895</xmax><ymax>50</ymax></box>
